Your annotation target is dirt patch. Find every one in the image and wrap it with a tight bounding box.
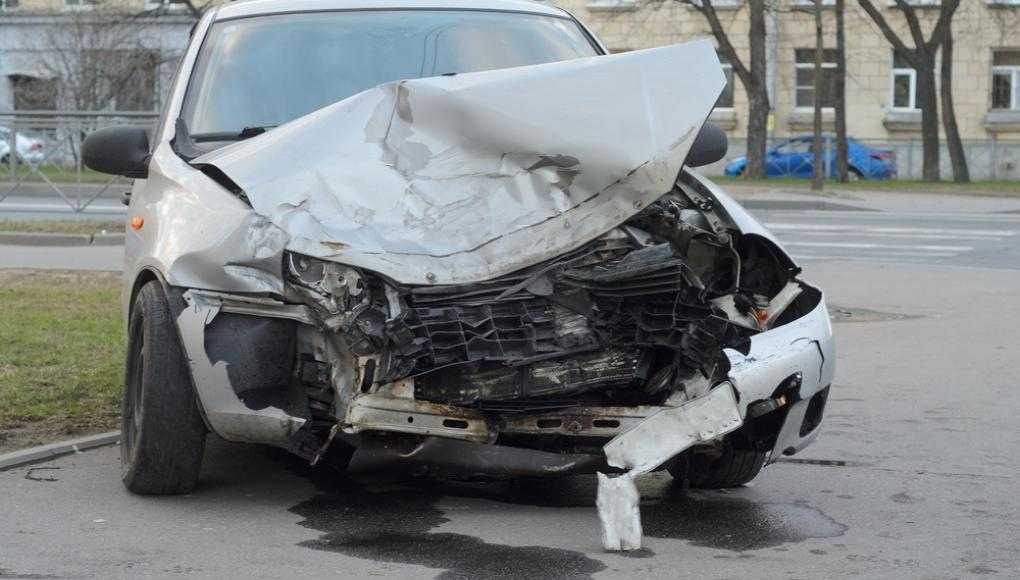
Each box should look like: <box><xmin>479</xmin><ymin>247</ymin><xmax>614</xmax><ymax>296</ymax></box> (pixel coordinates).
<box><xmin>0</xmin><ymin>219</ymin><xmax>124</xmax><ymax>236</ymax></box>
<box><xmin>0</xmin><ymin>418</ymin><xmax>117</xmax><ymax>455</ymax></box>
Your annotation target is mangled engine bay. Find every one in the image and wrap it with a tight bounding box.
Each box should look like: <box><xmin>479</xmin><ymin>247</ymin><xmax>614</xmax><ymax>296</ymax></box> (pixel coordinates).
<box><xmin>261</xmin><ymin>178</ymin><xmax>804</xmax><ymax>457</ymax></box>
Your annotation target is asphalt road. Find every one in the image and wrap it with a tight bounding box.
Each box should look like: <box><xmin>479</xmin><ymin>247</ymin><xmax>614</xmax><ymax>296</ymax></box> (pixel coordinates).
<box><xmin>2</xmin><ymin>200</ymin><xmax>1020</xmax><ymax>578</ymax></box>
<box><xmin>759</xmin><ymin>209</ymin><xmax>1020</xmax><ymax>271</ymax></box>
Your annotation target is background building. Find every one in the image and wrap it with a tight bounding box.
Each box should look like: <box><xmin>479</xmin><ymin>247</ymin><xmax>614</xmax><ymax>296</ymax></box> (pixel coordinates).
<box><xmin>0</xmin><ymin>0</ymin><xmax>204</xmax><ymax>113</ymax></box>
<box><xmin>554</xmin><ymin>0</ymin><xmax>1020</xmax><ymax>179</ymax></box>
<box><xmin>1</xmin><ymin>0</ymin><xmax>1018</xmax><ymax>178</ymax></box>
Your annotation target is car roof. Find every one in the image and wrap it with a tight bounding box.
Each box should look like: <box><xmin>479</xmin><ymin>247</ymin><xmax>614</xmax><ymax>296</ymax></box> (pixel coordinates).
<box><xmin>214</xmin><ymin>0</ymin><xmax>569</xmax><ymax>21</ymax></box>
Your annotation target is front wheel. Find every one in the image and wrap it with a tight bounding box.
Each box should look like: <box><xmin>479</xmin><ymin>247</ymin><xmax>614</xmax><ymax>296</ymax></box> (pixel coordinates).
<box><xmin>669</xmin><ymin>445</ymin><xmax>768</xmax><ymax>489</ymax></box>
<box><xmin>121</xmin><ymin>281</ymin><xmax>207</xmax><ymax>495</ymax></box>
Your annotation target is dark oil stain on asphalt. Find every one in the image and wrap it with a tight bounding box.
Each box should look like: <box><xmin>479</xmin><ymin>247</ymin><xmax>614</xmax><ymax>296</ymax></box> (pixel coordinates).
<box><xmin>282</xmin><ymin>455</ymin><xmax>607</xmax><ymax>579</ymax></box>
<box><xmin>280</xmin><ymin>452</ymin><xmax>846</xmax><ymax>577</ymax></box>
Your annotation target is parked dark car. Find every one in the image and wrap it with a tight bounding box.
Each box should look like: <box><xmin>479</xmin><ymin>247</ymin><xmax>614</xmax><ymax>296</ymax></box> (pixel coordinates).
<box><xmin>725</xmin><ymin>135</ymin><xmax>897</xmax><ymax>180</ymax></box>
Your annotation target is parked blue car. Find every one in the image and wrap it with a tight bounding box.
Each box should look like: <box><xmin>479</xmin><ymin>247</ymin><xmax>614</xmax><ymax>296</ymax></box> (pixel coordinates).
<box><xmin>724</xmin><ymin>135</ymin><xmax>897</xmax><ymax>180</ymax></box>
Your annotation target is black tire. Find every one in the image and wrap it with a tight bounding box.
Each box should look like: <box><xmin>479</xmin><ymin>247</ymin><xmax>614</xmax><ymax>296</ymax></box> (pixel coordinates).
<box><xmin>670</xmin><ymin>445</ymin><xmax>768</xmax><ymax>489</ymax></box>
<box><xmin>121</xmin><ymin>281</ymin><xmax>207</xmax><ymax>494</ymax></box>
<box><xmin>848</xmin><ymin>168</ymin><xmax>863</xmax><ymax>181</ymax></box>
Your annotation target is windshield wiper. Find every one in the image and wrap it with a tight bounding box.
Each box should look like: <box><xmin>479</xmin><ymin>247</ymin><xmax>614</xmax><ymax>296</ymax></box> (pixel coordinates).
<box><xmin>189</xmin><ymin>125</ymin><xmax>276</xmax><ymax>143</ymax></box>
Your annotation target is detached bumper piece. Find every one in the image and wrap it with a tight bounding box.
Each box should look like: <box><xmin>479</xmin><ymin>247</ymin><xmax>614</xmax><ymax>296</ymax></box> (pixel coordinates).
<box><xmin>597</xmin><ymin>384</ymin><xmax>744</xmax><ymax>551</ymax></box>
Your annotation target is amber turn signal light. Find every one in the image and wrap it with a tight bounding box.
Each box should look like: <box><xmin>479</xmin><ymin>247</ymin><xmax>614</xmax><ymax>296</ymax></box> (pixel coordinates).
<box><xmin>130</xmin><ymin>216</ymin><xmax>144</xmax><ymax>231</ymax></box>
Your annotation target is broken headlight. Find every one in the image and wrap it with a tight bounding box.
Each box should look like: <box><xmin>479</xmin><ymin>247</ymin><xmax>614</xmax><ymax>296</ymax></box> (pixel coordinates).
<box><xmin>285</xmin><ymin>251</ymin><xmax>403</xmax><ymax>356</ymax></box>
<box><xmin>287</xmin><ymin>252</ymin><xmax>368</xmax><ymax>313</ymax></box>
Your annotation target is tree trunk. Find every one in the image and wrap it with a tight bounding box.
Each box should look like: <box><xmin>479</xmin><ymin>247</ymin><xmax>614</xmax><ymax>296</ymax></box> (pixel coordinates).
<box><xmin>811</xmin><ymin>0</ymin><xmax>825</xmax><ymax>191</ymax></box>
<box><xmin>745</xmin><ymin>0</ymin><xmax>770</xmax><ymax>180</ymax></box>
<box><xmin>916</xmin><ymin>66</ymin><xmax>940</xmax><ymax>181</ymax></box>
<box><xmin>940</xmin><ymin>23</ymin><xmax>969</xmax><ymax>183</ymax></box>
<box><xmin>834</xmin><ymin>0</ymin><xmax>849</xmax><ymax>182</ymax></box>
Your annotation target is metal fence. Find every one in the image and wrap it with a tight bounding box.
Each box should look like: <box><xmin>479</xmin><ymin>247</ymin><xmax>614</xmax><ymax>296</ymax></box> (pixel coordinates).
<box><xmin>1</xmin><ymin>110</ymin><xmax>158</xmax><ymax>214</ymax></box>
<box><xmin>700</xmin><ymin>136</ymin><xmax>1020</xmax><ymax>181</ymax></box>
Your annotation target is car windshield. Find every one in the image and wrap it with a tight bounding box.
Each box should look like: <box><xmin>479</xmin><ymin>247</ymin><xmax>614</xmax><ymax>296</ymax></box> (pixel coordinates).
<box><xmin>181</xmin><ymin>10</ymin><xmax>599</xmax><ymax>148</ymax></box>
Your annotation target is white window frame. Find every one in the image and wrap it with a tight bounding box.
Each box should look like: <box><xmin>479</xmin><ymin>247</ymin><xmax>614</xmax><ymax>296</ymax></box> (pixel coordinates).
<box><xmin>717</xmin><ymin>59</ymin><xmax>735</xmax><ymax>110</ymax></box>
<box><xmin>145</xmin><ymin>0</ymin><xmax>191</xmax><ymax>10</ymax></box>
<box><xmin>794</xmin><ymin>50</ymin><xmax>837</xmax><ymax>111</ymax></box>
<box><xmin>687</xmin><ymin>0</ymin><xmax>742</xmax><ymax>9</ymax></box>
<box><xmin>585</xmin><ymin>0</ymin><xmax>638</xmax><ymax>11</ymax></box>
<box><xmin>890</xmin><ymin>52</ymin><xmax>917</xmax><ymax>111</ymax></box>
<box><xmin>991</xmin><ymin>66</ymin><xmax>1020</xmax><ymax>111</ymax></box>
<box><xmin>63</xmin><ymin>0</ymin><xmax>97</xmax><ymax>10</ymax></box>
<box><xmin>886</xmin><ymin>0</ymin><xmax>941</xmax><ymax>6</ymax></box>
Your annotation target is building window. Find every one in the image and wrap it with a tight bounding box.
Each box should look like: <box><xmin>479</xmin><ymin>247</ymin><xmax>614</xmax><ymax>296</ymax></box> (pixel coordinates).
<box><xmin>991</xmin><ymin>50</ymin><xmax>1020</xmax><ymax>111</ymax></box>
<box><xmin>891</xmin><ymin>51</ymin><xmax>917</xmax><ymax>110</ymax></box>
<box><xmin>585</xmin><ymin>0</ymin><xmax>637</xmax><ymax>11</ymax></box>
<box><xmin>0</xmin><ymin>0</ymin><xmax>20</xmax><ymax>10</ymax></box>
<box><xmin>145</xmin><ymin>0</ymin><xmax>190</xmax><ymax>10</ymax></box>
<box><xmin>9</xmin><ymin>75</ymin><xmax>58</xmax><ymax>110</ymax></box>
<box><xmin>111</xmin><ymin>52</ymin><xmax>160</xmax><ymax>111</ymax></box>
<box><xmin>795</xmin><ymin>48</ymin><xmax>838</xmax><ymax>109</ymax></box>
<box><xmin>717</xmin><ymin>54</ymin><xmax>734</xmax><ymax>109</ymax></box>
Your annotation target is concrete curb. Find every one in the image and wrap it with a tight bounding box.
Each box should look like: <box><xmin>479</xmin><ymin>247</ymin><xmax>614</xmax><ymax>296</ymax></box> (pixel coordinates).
<box><xmin>734</xmin><ymin>199</ymin><xmax>876</xmax><ymax>212</ymax></box>
<box><xmin>0</xmin><ymin>232</ymin><xmax>125</xmax><ymax>246</ymax></box>
<box><xmin>0</xmin><ymin>431</ymin><xmax>120</xmax><ymax>472</ymax></box>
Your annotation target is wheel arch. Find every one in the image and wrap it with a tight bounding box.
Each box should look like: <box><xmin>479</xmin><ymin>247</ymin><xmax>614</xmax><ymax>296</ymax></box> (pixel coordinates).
<box><xmin>127</xmin><ymin>267</ymin><xmax>213</xmax><ymax>431</ymax></box>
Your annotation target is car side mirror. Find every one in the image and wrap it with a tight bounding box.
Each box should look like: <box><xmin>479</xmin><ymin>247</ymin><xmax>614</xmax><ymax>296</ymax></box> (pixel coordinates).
<box><xmin>82</xmin><ymin>126</ymin><xmax>150</xmax><ymax>178</ymax></box>
<box><xmin>685</xmin><ymin>122</ymin><xmax>728</xmax><ymax>167</ymax></box>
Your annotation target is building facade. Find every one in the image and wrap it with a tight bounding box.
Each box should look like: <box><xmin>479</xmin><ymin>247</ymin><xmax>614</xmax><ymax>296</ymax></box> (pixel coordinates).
<box><xmin>1</xmin><ymin>0</ymin><xmax>1018</xmax><ymax>177</ymax></box>
<box><xmin>0</xmin><ymin>0</ymin><xmax>202</xmax><ymax>112</ymax></box>
<box><xmin>554</xmin><ymin>0</ymin><xmax>1020</xmax><ymax>178</ymax></box>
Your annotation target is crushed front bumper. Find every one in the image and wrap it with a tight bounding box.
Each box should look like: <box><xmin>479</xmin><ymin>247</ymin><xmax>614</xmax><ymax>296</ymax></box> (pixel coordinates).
<box><xmin>175</xmin><ymin>282</ymin><xmax>834</xmax><ymax>475</ymax></box>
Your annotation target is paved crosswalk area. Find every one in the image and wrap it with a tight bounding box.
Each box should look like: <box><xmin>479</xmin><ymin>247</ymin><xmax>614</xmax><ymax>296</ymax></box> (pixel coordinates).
<box><xmin>757</xmin><ymin>210</ymin><xmax>1020</xmax><ymax>271</ymax></box>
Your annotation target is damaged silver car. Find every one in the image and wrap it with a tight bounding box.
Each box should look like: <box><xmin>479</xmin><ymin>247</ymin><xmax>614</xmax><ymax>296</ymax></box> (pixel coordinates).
<box><xmin>83</xmin><ymin>0</ymin><xmax>834</xmax><ymax>512</ymax></box>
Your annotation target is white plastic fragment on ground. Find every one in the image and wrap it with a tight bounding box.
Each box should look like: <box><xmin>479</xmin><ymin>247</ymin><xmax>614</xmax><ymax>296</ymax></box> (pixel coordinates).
<box><xmin>596</xmin><ymin>472</ymin><xmax>642</xmax><ymax>551</ymax></box>
<box><xmin>597</xmin><ymin>384</ymin><xmax>744</xmax><ymax>551</ymax></box>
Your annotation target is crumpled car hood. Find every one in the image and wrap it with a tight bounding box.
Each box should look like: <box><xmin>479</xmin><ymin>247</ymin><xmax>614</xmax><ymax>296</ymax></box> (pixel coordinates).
<box><xmin>193</xmin><ymin>39</ymin><xmax>724</xmax><ymax>285</ymax></box>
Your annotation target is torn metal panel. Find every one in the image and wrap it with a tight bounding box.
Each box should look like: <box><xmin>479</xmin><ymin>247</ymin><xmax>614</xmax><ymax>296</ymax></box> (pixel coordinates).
<box><xmin>343</xmin><ymin>393</ymin><xmax>492</xmax><ymax>442</ymax></box>
<box><xmin>177</xmin><ymin>290</ymin><xmax>307</xmax><ymax>444</ymax></box>
<box><xmin>500</xmin><ymin>405</ymin><xmax>660</xmax><ymax>438</ymax></box>
<box><xmin>187</xmin><ymin>289</ymin><xmax>317</xmax><ymax>326</ymax></box>
<box><xmin>603</xmin><ymin>383</ymin><xmax>744</xmax><ymax>473</ymax></box>
<box><xmin>193</xmin><ymin>40</ymin><xmax>725</xmax><ymax>285</ymax></box>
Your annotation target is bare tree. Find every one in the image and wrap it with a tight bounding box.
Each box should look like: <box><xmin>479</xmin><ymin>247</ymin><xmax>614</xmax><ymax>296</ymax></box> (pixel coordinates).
<box><xmin>21</xmin><ymin>4</ymin><xmax>184</xmax><ymax>164</ymax></box>
<box><xmin>810</xmin><ymin>0</ymin><xmax>824</xmax><ymax>191</ymax></box>
<box><xmin>939</xmin><ymin>2</ymin><xmax>968</xmax><ymax>183</ymax></box>
<box><xmin>31</xmin><ymin>7</ymin><xmax>165</xmax><ymax>112</ymax></box>
<box><xmin>682</xmin><ymin>0</ymin><xmax>772</xmax><ymax>179</ymax></box>
<box><xmin>833</xmin><ymin>0</ymin><xmax>849</xmax><ymax>182</ymax></box>
<box><xmin>857</xmin><ymin>0</ymin><xmax>960</xmax><ymax>181</ymax></box>
<box><xmin>178</xmin><ymin>0</ymin><xmax>206</xmax><ymax>19</ymax></box>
